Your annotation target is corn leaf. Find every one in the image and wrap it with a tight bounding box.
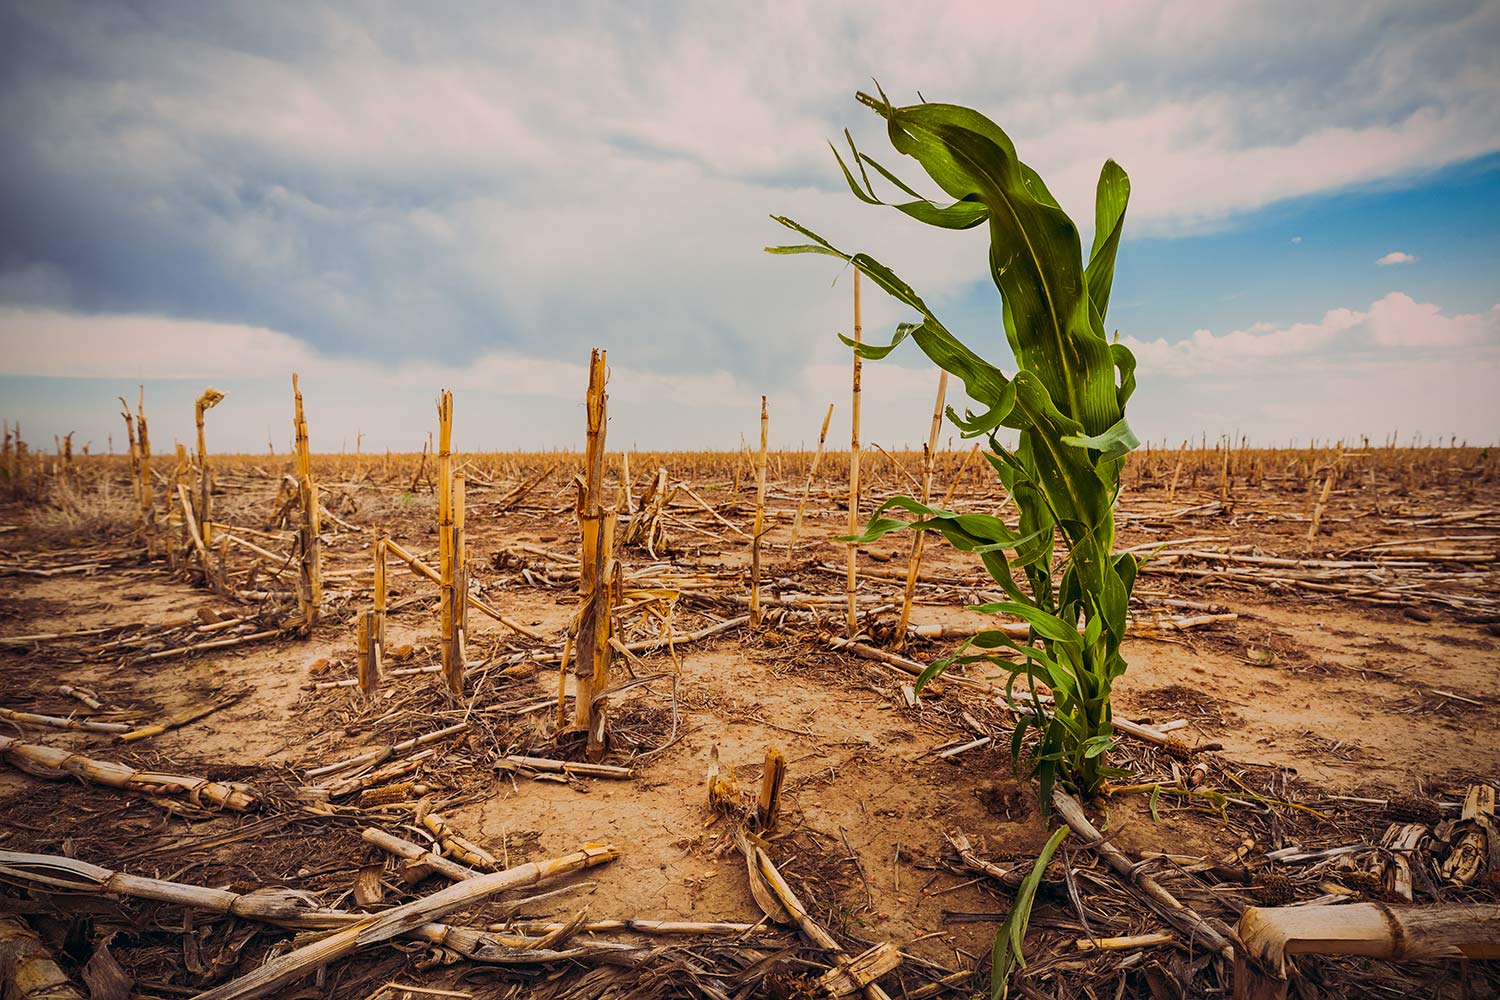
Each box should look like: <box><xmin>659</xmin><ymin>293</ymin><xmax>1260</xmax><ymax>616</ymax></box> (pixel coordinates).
<box><xmin>992</xmin><ymin>827</ymin><xmax>1069</xmax><ymax>999</ymax></box>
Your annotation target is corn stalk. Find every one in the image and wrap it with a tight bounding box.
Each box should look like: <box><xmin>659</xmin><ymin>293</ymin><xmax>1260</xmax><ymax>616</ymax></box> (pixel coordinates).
<box><xmin>769</xmin><ymin>89</ymin><xmax>1141</xmax><ymax>799</ymax></box>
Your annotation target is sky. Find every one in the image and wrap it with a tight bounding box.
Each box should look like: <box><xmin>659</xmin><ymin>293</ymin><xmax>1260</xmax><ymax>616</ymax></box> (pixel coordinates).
<box><xmin>1</xmin><ymin>1</ymin><xmax>1498</xmax><ymax>455</ymax></box>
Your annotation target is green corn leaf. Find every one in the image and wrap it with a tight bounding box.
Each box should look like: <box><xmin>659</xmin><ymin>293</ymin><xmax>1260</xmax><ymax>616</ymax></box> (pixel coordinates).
<box><xmin>830</xmin><ymin>138</ymin><xmax>882</xmax><ymax>206</ymax></box>
<box><xmin>992</xmin><ymin>825</ymin><xmax>1069</xmax><ymax>1000</ymax></box>
<box><xmin>768</xmin><ymin>217</ymin><xmax>1021</xmax><ymax>433</ymax></box>
<box><xmin>1110</xmin><ymin>342</ymin><xmax>1138</xmax><ymax>410</ymax></box>
<box><xmin>967</xmin><ymin>631</ymin><xmax>1078</xmax><ymax>702</ymax></box>
<box><xmin>1061</xmin><ymin>415</ymin><xmax>1140</xmax><ymax>462</ymax></box>
<box><xmin>1083</xmin><ymin>611</ymin><xmax>1104</xmax><ymax>648</ymax></box>
<box><xmin>856</xmin><ymin>93</ymin><xmax>1121</xmax><ymax>437</ymax></box>
<box><xmin>1085</xmin><ymin>160</ymin><xmax>1130</xmax><ymax>331</ymax></box>
<box><xmin>770</xmin><ymin>90</ymin><xmax>1142</xmax><ymax>797</ymax></box>
<box><xmin>966</xmin><ymin>602</ymin><xmax>1080</xmax><ymax>647</ymax></box>
<box><xmin>837</xmin><ymin>321</ymin><xmax>916</xmax><ymax>360</ymax></box>
<box><xmin>1082</xmin><ymin>734</ymin><xmax>1114</xmax><ymax>758</ymax></box>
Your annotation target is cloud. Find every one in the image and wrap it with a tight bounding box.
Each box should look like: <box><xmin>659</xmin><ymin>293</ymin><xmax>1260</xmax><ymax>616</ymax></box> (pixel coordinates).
<box><xmin>1364</xmin><ymin>291</ymin><xmax>1496</xmax><ymax>346</ymax></box>
<box><xmin>1123</xmin><ymin>291</ymin><xmax>1500</xmax><ymax>377</ymax></box>
<box><xmin>0</xmin><ymin>306</ymin><xmax>954</xmax><ymax>452</ymax></box>
<box><xmin>1376</xmin><ymin>250</ymin><xmax>1418</xmax><ymax>265</ymax></box>
<box><xmin>1125</xmin><ymin>309</ymin><xmax>1364</xmax><ymax>376</ymax></box>
<box><xmin>4</xmin><ymin>294</ymin><xmax>1495</xmax><ymax>457</ymax></box>
<box><xmin>0</xmin><ymin>0</ymin><xmax>1497</xmax><ymax>389</ymax></box>
<box><xmin>1290</xmin><ymin>236</ymin><xmax>1304</xmax><ymax>244</ymax></box>
<box><xmin>1119</xmin><ymin>291</ymin><xmax>1500</xmax><ymax>445</ymax></box>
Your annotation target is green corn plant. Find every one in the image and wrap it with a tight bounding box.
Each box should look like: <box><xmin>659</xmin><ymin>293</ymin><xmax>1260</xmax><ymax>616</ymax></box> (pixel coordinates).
<box><xmin>768</xmin><ymin>88</ymin><xmax>1141</xmax><ymax>800</ymax></box>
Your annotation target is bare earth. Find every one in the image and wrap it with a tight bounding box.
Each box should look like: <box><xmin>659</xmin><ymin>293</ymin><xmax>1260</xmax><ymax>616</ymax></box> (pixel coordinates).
<box><xmin>1</xmin><ymin>450</ymin><xmax>1497</xmax><ymax>998</ymax></box>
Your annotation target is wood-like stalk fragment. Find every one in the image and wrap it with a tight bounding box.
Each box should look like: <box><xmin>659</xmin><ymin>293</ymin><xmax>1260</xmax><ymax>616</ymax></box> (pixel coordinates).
<box><xmin>498</xmin><ymin>918</ymin><xmax>765</xmax><ymax>936</ymax></box>
<box><xmin>291</xmin><ymin>374</ymin><xmax>322</xmax><ymax>633</ymax></box>
<box><xmin>945</xmin><ymin>830</ymin><xmax>1025</xmax><ymax>888</ymax></box>
<box><xmin>359</xmin><ymin>529</ymin><xmax>387</xmax><ymax>695</ymax></box>
<box><xmin>1235</xmin><ymin>903</ymin><xmax>1500</xmax><ymax>1000</ymax></box>
<box><xmin>750</xmin><ymin>395</ymin><xmax>769</xmax><ymax>627</ymax></box>
<box><xmin>754</xmin><ymin>745</ymin><xmax>785</xmax><ymax>832</ymax></box>
<box><xmin>361</xmin><ymin>828</ymin><xmax>487</xmax><ymax>883</ymax></box>
<box><xmin>0</xmin><ymin>708</ymin><xmax>130</xmax><ymax>735</ymax></box>
<box><xmin>1052</xmin><ymin>789</ymin><xmax>1234</xmax><ymax>957</ymax></box>
<box><xmin>847</xmin><ymin>269</ymin><xmax>862</xmax><ymax>636</ymax></box>
<box><xmin>381</xmin><ymin>539</ymin><xmax>541</xmax><ymax>639</ymax></box>
<box><xmin>416</xmin><ymin>803</ymin><xmax>496</xmax><ymax>870</ymax></box>
<box><xmin>59</xmin><ymin>685</ymin><xmax>104</xmax><ymax>710</ymax></box>
<box><xmin>194</xmin><ymin>386</ymin><xmax>225</xmax><ymax>549</ymax></box>
<box><xmin>1076</xmin><ymin>931</ymin><xmax>1174</xmax><ymax>951</ymax></box>
<box><xmin>555</xmin><ymin>631</ymin><xmax>573</xmax><ymax>730</ymax></box>
<box><xmin>176</xmin><ymin>483</ymin><xmax>214</xmax><ymax>585</ymax></box>
<box><xmin>0</xmin><ymin>913</ymin><xmax>86</xmax><ymax>1000</ymax></box>
<box><xmin>152</xmin><ymin>845</ymin><xmax>618</xmax><ymax>1000</ymax></box>
<box><xmin>0</xmin><ymin>850</ymin><xmax>607</xmax><ymax>969</ymax></box>
<box><xmin>126</xmin><ymin>629</ymin><xmax>281</xmax><ymax>665</ymax></box>
<box><xmin>302</xmin><ymin>723</ymin><xmax>468</xmax><ymax>781</ymax></box>
<box><xmin>1167</xmin><ymin>439</ymin><xmax>1186</xmax><ymax>503</ymax></box>
<box><xmin>573</xmin><ymin>349</ymin><xmax>617</xmax><ymax>761</ymax></box>
<box><xmin>896</xmin><ymin>371</ymin><xmax>948</xmax><ymax>649</ymax></box>
<box><xmin>119</xmin><ymin>397</ymin><xmax>140</xmax><ymax>511</ymax></box>
<box><xmin>1306</xmin><ymin>456</ymin><xmax>1339</xmax><ymax>543</ymax></box>
<box><xmin>118</xmin><ymin>693</ymin><xmax>241</xmax><ymax>742</ymax></box>
<box><xmin>743</xmin><ymin>834</ymin><xmax>896</xmax><ymax>1000</ymax></box>
<box><xmin>0</xmin><ymin>735</ymin><xmax>256</xmax><ymax>811</ymax></box>
<box><xmin>790</xmin><ymin>403</ymin><xmax>834</xmax><ymax>547</ymax></box>
<box><xmin>436</xmin><ymin>390</ymin><xmax>462</xmax><ymax>695</ymax></box>
<box><xmin>136</xmin><ymin>388</ymin><xmax>155</xmax><ymax>557</ymax></box>
<box><xmin>497</xmin><ymin>755</ymin><xmax>635</xmax><ymax>780</ymax></box>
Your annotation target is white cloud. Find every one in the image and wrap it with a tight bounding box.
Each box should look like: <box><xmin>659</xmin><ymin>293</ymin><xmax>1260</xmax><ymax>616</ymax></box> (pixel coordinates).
<box><xmin>1123</xmin><ymin>292</ymin><xmax>1500</xmax><ymax>377</ymax></box>
<box><xmin>1124</xmin><ymin>308</ymin><xmax>1364</xmax><ymax>376</ymax></box>
<box><xmin>4</xmin><ymin>298</ymin><xmax>1494</xmax><ymax>457</ymax></box>
<box><xmin>0</xmin><ymin>310</ymin><xmax>319</xmax><ymax>380</ymax></box>
<box><xmin>1364</xmin><ymin>292</ymin><xmax>1496</xmax><ymax>347</ymax></box>
<box><xmin>1376</xmin><ymin>250</ymin><xmax>1418</xmax><ymax>266</ymax></box>
<box><xmin>1290</xmin><ymin>236</ymin><xmax>1303</xmax><ymax>244</ymax></box>
<box><xmin>1119</xmin><ymin>290</ymin><xmax>1500</xmax><ymax>444</ymax></box>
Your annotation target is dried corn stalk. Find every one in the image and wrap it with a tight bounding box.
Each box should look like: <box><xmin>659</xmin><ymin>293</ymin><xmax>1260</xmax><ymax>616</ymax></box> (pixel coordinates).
<box><xmin>0</xmin><ymin>913</ymin><xmax>85</xmax><ymax>1000</ymax></box>
<box><xmin>573</xmin><ymin>349</ymin><xmax>618</xmax><ymax>761</ymax></box>
<box><xmin>292</xmin><ymin>374</ymin><xmax>322</xmax><ymax>634</ymax></box>
<box><xmin>194</xmin><ymin>386</ymin><xmax>225</xmax><ymax>543</ymax></box>
<box><xmin>0</xmin><ymin>735</ymin><xmax>256</xmax><ymax>811</ymax></box>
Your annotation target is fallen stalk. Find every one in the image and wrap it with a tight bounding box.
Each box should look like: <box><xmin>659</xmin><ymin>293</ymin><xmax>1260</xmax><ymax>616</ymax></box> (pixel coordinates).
<box><xmin>0</xmin><ymin>849</ymin><xmax>628</xmax><ymax>978</ymax></box>
<box><xmin>0</xmin><ymin>735</ymin><xmax>257</xmax><ymax>811</ymax></box>
<box><xmin>1051</xmin><ymin>789</ymin><xmax>1235</xmax><ymax>957</ymax></box>
<box><xmin>497</xmin><ymin>755</ymin><xmax>636</xmax><ymax>780</ymax></box>
<box><xmin>743</xmin><ymin>835</ymin><xmax>898</xmax><ymax>1000</ymax></box>
<box><xmin>498</xmin><ymin>918</ymin><xmax>770</xmax><ymax>937</ymax></box>
<box><xmin>382</xmin><ymin>537</ymin><xmax>544</xmax><ymax>640</ymax></box>
<box><xmin>1235</xmin><ymin>902</ymin><xmax>1500</xmax><ymax>998</ymax></box>
<box><xmin>127</xmin><ymin>628</ymin><xmax>284</xmax><ymax>665</ymax></box>
<box><xmin>302</xmin><ymin>722</ymin><xmax>469</xmax><ymax>780</ymax></box>
<box><xmin>361</xmin><ymin>828</ymin><xmax>486</xmax><ymax>884</ymax></box>
<box><xmin>119</xmin><ymin>692</ymin><xmax>244</xmax><ymax>742</ymax></box>
<box><xmin>193</xmin><ymin>844</ymin><xmax>621</xmax><ymax>1000</ymax></box>
<box><xmin>0</xmin><ymin>707</ymin><xmax>132</xmax><ymax>734</ymax></box>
